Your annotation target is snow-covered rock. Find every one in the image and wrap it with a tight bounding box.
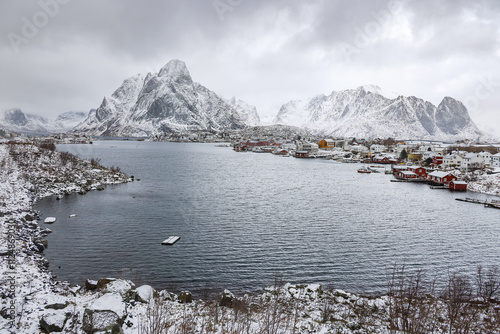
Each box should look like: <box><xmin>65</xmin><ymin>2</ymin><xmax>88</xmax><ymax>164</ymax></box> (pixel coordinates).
<box><xmin>73</xmin><ymin>59</ymin><xmax>247</xmax><ymax>137</ymax></box>
<box><xmin>39</xmin><ymin>311</ymin><xmax>69</xmax><ymax>332</ymax></box>
<box><xmin>136</xmin><ymin>285</ymin><xmax>155</xmax><ymax>303</ymax></box>
<box><xmin>273</xmin><ymin>85</ymin><xmax>484</xmax><ymax>141</ymax></box>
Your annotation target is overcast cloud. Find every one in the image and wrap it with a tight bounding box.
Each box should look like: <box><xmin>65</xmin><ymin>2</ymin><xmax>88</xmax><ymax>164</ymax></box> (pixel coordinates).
<box><xmin>1</xmin><ymin>0</ymin><xmax>499</xmax><ymax>136</ymax></box>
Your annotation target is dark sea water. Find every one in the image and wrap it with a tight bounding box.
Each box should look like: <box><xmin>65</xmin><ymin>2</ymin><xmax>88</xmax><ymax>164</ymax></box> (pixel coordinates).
<box><xmin>35</xmin><ymin>141</ymin><xmax>500</xmax><ymax>296</ymax></box>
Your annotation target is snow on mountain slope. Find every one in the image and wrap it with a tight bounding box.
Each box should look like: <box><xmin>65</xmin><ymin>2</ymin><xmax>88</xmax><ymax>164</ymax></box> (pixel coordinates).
<box><xmin>0</xmin><ymin>109</ymin><xmax>88</xmax><ymax>134</ymax></box>
<box><xmin>273</xmin><ymin>85</ymin><xmax>484</xmax><ymax>140</ymax></box>
<box><xmin>74</xmin><ymin>60</ymin><xmax>247</xmax><ymax>137</ymax></box>
<box><xmin>228</xmin><ymin>97</ymin><xmax>261</xmax><ymax>126</ymax></box>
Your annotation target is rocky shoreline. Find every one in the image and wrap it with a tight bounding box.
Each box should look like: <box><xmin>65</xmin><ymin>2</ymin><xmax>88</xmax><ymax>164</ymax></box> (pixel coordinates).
<box><xmin>1</xmin><ymin>143</ymin><xmax>499</xmax><ymax>334</ymax></box>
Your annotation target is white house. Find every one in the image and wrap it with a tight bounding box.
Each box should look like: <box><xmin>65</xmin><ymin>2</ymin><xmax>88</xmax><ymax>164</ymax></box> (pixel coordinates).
<box><xmin>478</xmin><ymin>151</ymin><xmax>492</xmax><ymax>167</ymax></box>
<box><xmin>350</xmin><ymin>145</ymin><xmax>369</xmax><ymax>153</ymax></box>
<box><xmin>461</xmin><ymin>153</ymin><xmax>484</xmax><ymax>171</ymax></box>
<box><xmin>491</xmin><ymin>153</ymin><xmax>500</xmax><ymax>168</ymax></box>
<box><xmin>299</xmin><ymin>142</ymin><xmax>319</xmax><ymax>153</ymax></box>
<box><xmin>370</xmin><ymin>144</ymin><xmax>387</xmax><ymax>153</ymax></box>
<box><xmin>442</xmin><ymin>153</ymin><xmax>464</xmax><ymax>169</ymax></box>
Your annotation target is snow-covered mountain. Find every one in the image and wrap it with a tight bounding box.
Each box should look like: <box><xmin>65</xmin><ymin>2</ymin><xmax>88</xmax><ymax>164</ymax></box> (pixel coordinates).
<box><xmin>228</xmin><ymin>97</ymin><xmax>260</xmax><ymax>126</ymax></box>
<box><xmin>0</xmin><ymin>109</ymin><xmax>87</xmax><ymax>134</ymax></box>
<box><xmin>73</xmin><ymin>60</ymin><xmax>247</xmax><ymax>136</ymax></box>
<box><xmin>273</xmin><ymin>85</ymin><xmax>484</xmax><ymax>141</ymax></box>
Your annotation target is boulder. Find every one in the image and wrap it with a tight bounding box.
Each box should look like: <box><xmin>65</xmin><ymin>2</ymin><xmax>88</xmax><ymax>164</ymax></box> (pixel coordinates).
<box><xmin>85</xmin><ymin>279</ymin><xmax>98</xmax><ymax>291</ymax></box>
<box><xmin>83</xmin><ymin>293</ymin><xmax>126</xmax><ymax>332</ymax></box>
<box><xmin>83</xmin><ymin>309</ymin><xmax>121</xmax><ymax>333</ymax></box>
<box><xmin>40</xmin><ymin>311</ymin><xmax>69</xmax><ymax>332</ymax></box>
<box><xmin>220</xmin><ymin>289</ymin><xmax>235</xmax><ymax>308</ymax></box>
<box><xmin>178</xmin><ymin>291</ymin><xmax>193</xmax><ymax>304</ymax></box>
<box><xmin>97</xmin><ymin>278</ymin><xmax>116</xmax><ymax>290</ymax></box>
<box><xmin>104</xmin><ymin>279</ymin><xmax>135</xmax><ymax>296</ymax></box>
<box><xmin>45</xmin><ymin>302</ymin><xmax>70</xmax><ymax>310</ymax></box>
<box><xmin>135</xmin><ymin>285</ymin><xmax>155</xmax><ymax>303</ymax></box>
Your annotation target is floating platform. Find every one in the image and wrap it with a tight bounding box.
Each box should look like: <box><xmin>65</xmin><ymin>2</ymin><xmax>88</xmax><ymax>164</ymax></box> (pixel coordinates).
<box><xmin>44</xmin><ymin>217</ymin><xmax>56</xmax><ymax>224</ymax></box>
<box><xmin>162</xmin><ymin>236</ymin><xmax>180</xmax><ymax>245</ymax></box>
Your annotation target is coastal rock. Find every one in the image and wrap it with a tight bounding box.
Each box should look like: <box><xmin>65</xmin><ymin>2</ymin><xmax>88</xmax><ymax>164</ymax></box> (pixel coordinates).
<box><xmin>220</xmin><ymin>289</ymin><xmax>235</xmax><ymax>308</ymax></box>
<box><xmin>178</xmin><ymin>291</ymin><xmax>193</xmax><ymax>304</ymax></box>
<box><xmin>136</xmin><ymin>285</ymin><xmax>155</xmax><ymax>303</ymax></box>
<box><xmin>83</xmin><ymin>309</ymin><xmax>121</xmax><ymax>333</ymax></box>
<box><xmin>85</xmin><ymin>279</ymin><xmax>98</xmax><ymax>291</ymax></box>
<box><xmin>97</xmin><ymin>278</ymin><xmax>116</xmax><ymax>290</ymax></box>
<box><xmin>39</xmin><ymin>311</ymin><xmax>69</xmax><ymax>332</ymax></box>
<box><xmin>83</xmin><ymin>293</ymin><xmax>127</xmax><ymax>332</ymax></box>
<box><xmin>104</xmin><ymin>279</ymin><xmax>135</xmax><ymax>296</ymax></box>
<box><xmin>45</xmin><ymin>301</ymin><xmax>70</xmax><ymax>310</ymax></box>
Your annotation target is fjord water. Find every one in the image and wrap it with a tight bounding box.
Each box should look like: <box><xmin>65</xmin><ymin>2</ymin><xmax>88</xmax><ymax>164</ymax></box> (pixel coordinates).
<box><xmin>36</xmin><ymin>141</ymin><xmax>500</xmax><ymax>296</ymax></box>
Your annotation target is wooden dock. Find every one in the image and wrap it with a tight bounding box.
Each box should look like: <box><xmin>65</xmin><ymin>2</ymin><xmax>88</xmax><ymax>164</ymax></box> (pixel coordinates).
<box><xmin>455</xmin><ymin>198</ymin><xmax>500</xmax><ymax>209</ymax></box>
<box><xmin>162</xmin><ymin>236</ymin><xmax>180</xmax><ymax>245</ymax></box>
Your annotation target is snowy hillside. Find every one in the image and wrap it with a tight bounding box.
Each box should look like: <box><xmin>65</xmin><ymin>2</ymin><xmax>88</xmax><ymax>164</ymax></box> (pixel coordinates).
<box><xmin>73</xmin><ymin>60</ymin><xmax>247</xmax><ymax>137</ymax></box>
<box><xmin>273</xmin><ymin>85</ymin><xmax>484</xmax><ymax>141</ymax></box>
<box><xmin>228</xmin><ymin>97</ymin><xmax>261</xmax><ymax>126</ymax></box>
<box><xmin>0</xmin><ymin>109</ymin><xmax>87</xmax><ymax>134</ymax></box>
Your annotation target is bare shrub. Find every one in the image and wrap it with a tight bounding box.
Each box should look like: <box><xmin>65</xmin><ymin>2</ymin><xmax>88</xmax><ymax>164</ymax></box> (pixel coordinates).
<box><xmin>476</xmin><ymin>265</ymin><xmax>500</xmax><ymax>304</ymax></box>
<box><xmin>139</xmin><ymin>296</ymin><xmax>172</xmax><ymax>334</ymax></box>
<box><xmin>90</xmin><ymin>157</ymin><xmax>102</xmax><ymax>168</ymax></box>
<box><xmin>387</xmin><ymin>265</ymin><xmax>439</xmax><ymax>333</ymax></box>
<box><xmin>442</xmin><ymin>273</ymin><xmax>480</xmax><ymax>334</ymax></box>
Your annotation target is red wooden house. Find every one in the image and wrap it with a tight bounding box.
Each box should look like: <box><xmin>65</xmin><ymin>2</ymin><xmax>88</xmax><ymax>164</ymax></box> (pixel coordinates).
<box><xmin>449</xmin><ymin>180</ymin><xmax>467</xmax><ymax>191</ymax></box>
<box><xmin>432</xmin><ymin>156</ymin><xmax>443</xmax><ymax>165</ymax></box>
<box><xmin>427</xmin><ymin>171</ymin><xmax>457</xmax><ymax>185</ymax></box>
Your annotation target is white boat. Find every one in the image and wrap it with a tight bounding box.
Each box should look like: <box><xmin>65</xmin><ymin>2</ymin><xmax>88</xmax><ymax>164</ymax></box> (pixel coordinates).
<box><xmin>44</xmin><ymin>217</ymin><xmax>57</xmax><ymax>224</ymax></box>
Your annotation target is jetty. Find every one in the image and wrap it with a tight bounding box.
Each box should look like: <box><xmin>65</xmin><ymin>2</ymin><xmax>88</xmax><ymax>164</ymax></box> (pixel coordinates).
<box><xmin>162</xmin><ymin>236</ymin><xmax>181</xmax><ymax>245</ymax></box>
<box><xmin>455</xmin><ymin>198</ymin><xmax>500</xmax><ymax>209</ymax></box>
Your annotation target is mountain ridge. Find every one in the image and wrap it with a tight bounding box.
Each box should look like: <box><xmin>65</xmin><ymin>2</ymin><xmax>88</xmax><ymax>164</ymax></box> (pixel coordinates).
<box><xmin>273</xmin><ymin>85</ymin><xmax>484</xmax><ymax>140</ymax></box>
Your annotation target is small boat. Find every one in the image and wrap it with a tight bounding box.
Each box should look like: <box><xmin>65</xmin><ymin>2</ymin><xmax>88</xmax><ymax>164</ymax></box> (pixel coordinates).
<box><xmin>357</xmin><ymin>166</ymin><xmax>372</xmax><ymax>174</ymax></box>
<box><xmin>162</xmin><ymin>236</ymin><xmax>180</xmax><ymax>245</ymax></box>
<box><xmin>44</xmin><ymin>217</ymin><xmax>57</xmax><ymax>224</ymax></box>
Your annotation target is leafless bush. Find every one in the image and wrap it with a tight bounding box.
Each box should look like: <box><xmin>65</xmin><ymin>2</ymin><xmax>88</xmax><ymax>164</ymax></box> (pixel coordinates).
<box><xmin>476</xmin><ymin>265</ymin><xmax>500</xmax><ymax>304</ymax></box>
<box><xmin>59</xmin><ymin>151</ymin><xmax>78</xmax><ymax>167</ymax></box>
<box><xmin>90</xmin><ymin>157</ymin><xmax>102</xmax><ymax>168</ymax></box>
<box><xmin>110</xmin><ymin>165</ymin><xmax>121</xmax><ymax>173</ymax></box>
<box><xmin>442</xmin><ymin>273</ymin><xmax>480</xmax><ymax>334</ymax></box>
<box><xmin>139</xmin><ymin>296</ymin><xmax>172</xmax><ymax>334</ymax></box>
<box><xmin>387</xmin><ymin>265</ymin><xmax>439</xmax><ymax>333</ymax></box>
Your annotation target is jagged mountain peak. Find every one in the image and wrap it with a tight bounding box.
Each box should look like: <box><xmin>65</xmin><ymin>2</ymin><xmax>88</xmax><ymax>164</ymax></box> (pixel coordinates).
<box><xmin>158</xmin><ymin>59</ymin><xmax>193</xmax><ymax>85</ymax></box>
<box><xmin>273</xmin><ymin>86</ymin><xmax>483</xmax><ymax>140</ymax></box>
<box><xmin>73</xmin><ymin>59</ymin><xmax>246</xmax><ymax>136</ymax></box>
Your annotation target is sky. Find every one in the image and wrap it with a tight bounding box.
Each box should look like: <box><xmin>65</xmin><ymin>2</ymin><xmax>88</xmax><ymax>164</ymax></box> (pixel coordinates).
<box><xmin>0</xmin><ymin>0</ymin><xmax>499</xmax><ymax>137</ymax></box>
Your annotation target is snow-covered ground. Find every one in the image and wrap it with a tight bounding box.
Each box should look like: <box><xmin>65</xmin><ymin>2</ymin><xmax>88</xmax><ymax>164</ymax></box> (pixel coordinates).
<box><xmin>453</xmin><ymin>169</ymin><xmax>500</xmax><ymax>196</ymax></box>
<box><xmin>1</xmin><ymin>143</ymin><xmax>499</xmax><ymax>333</ymax></box>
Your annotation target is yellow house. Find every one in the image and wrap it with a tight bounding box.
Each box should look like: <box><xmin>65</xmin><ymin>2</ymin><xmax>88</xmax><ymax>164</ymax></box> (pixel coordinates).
<box><xmin>408</xmin><ymin>153</ymin><xmax>423</xmax><ymax>161</ymax></box>
<box><xmin>318</xmin><ymin>139</ymin><xmax>336</xmax><ymax>149</ymax></box>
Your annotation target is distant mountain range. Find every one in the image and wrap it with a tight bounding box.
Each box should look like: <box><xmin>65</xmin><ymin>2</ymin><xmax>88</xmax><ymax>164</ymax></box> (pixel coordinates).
<box><xmin>0</xmin><ymin>109</ymin><xmax>87</xmax><ymax>135</ymax></box>
<box><xmin>272</xmin><ymin>85</ymin><xmax>484</xmax><ymax>141</ymax></box>
<box><xmin>1</xmin><ymin>60</ymin><xmax>486</xmax><ymax>141</ymax></box>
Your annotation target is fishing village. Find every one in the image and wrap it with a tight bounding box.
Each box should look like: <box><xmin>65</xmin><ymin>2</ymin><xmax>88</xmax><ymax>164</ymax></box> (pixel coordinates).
<box><xmin>232</xmin><ymin>136</ymin><xmax>500</xmax><ymax>207</ymax></box>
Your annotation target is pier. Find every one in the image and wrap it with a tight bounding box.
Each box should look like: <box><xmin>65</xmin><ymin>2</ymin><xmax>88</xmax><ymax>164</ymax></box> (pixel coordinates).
<box><xmin>455</xmin><ymin>198</ymin><xmax>500</xmax><ymax>209</ymax></box>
